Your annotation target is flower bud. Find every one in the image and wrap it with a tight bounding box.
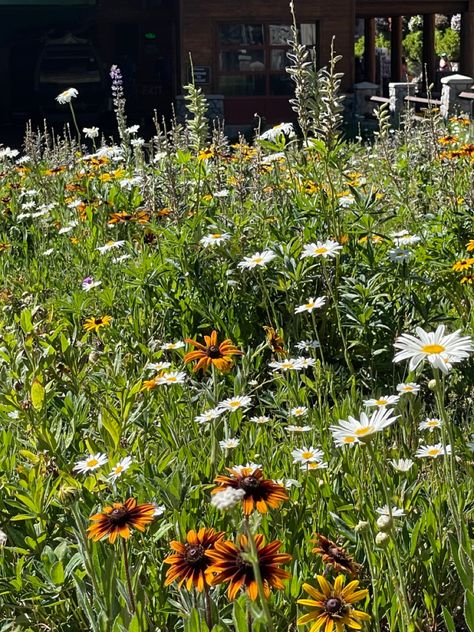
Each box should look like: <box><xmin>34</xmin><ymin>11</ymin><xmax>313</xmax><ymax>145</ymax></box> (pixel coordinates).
<box><xmin>354</xmin><ymin>520</ymin><xmax>369</xmax><ymax>533</ymax></box>
<box><xmin>428</xmin><ymin>379</ymin><xmax>437</xmax><ymax>391</ymax></box>
<box><xmin>376</xmin><ymin>515</ymin><xmax>393</xmax><ymax>531</ymax></box>
<box><xmin>375</xmin><ymin>531</ymin><xmax>390</xmax><ymax>548</ymax></box>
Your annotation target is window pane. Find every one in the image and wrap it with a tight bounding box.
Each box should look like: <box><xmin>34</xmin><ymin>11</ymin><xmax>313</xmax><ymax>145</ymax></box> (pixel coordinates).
<box><xmin>270</xmin><ymin>49</ymin><xmax>291</xmax><ymax>71</ymax></box>
<box><xmin>269</xmin><ymin>74</ymin><xmax>293</xmax><ymax>96</ymax></box>
<box><xmin>219</xmin><ymin>50</ymin><xmax>265</xmax><ymax>72</ymax></box>
<box><xmin>269</xmin><ymin>25</ymin><xmax>292</xmax><ymax>45</ymax></box>
<box><xmin>217</xmin><ymin>75</ymin><xmax>265</xmax><ymax>96</ymax></box>
<box><xmin>218</xmin><ymin>24</ymin><xmax>264</xmax><ymax>45</ymax></box>
<box><xmin>301</xmin><ymin>24</ymin><xmax>317</xmax><ymax>45</ymax></box>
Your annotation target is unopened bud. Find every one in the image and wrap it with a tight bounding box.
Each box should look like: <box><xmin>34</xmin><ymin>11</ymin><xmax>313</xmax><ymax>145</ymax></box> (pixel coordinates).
<box><xmin>375</xmin><ymin>531</ymin><xmax>390</xmax><ymax>548</ymax></box>
<box><xmin>376</xmin><ymin>515</ymin><xmax>393</xmax><ymax>531</ymax></box>
<box><xmin>428</xmin><ymin>379</ymin><xmax>437</xmax><ymax>391</ymax></box>
<box><xmin>354</xmin><ymin>520</ymin><xmax>369</xmax><ymax>533</ymax></box>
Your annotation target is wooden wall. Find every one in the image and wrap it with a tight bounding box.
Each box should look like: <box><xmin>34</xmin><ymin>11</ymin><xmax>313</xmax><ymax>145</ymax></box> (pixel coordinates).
<box><xmin>179</xmin><ymin>0</ymin><xmax>355</xmax><ymax>92</ymax></box>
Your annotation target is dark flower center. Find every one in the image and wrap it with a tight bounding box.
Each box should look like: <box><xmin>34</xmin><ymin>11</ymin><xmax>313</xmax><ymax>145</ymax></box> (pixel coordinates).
<box><xmin>239</xmin><ymin>475</ymin><xmax>260</xmax><ymax>491</ymax></box>
<box><xmin>185</xmin><ymin>544</ymin><xmax>205</xmax><ymax>564</ymax></box>
<box><xmin>95</xmin><ymin>318</ymin><xmax>103</xmax><ymax>325</ymax></box>
<box><xmin>207</xmin><ymin>345</ymin><xmax>221</xmax><ymax>358</ymax></box>
<box><xmin>329</xmin><ymin>546</ymin><xmax>348</xmax><ymax>562</ymax></box>
<box><xmin>326</xmin><ymin>597</ymin><xmax>343</xmax><ymax>614</ymax></box>
<box><xmin>109</xmin><ymin>507</ymin><xmax>128</xmax><ymax>523</ymax></box>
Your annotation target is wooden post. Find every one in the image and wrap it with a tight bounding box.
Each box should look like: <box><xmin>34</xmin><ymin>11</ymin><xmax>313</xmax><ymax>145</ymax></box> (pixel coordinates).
<box><xmin>422</xmin><ymin>14</ymin><xmax>436</xmax><ymax>90</ymax></box>
<box><xmin>390</xmin><ymin>16</ymin><xmax>402</xmax><ymax>82</ymax></box>
<box><xmin>460</xmin><ymin>11</ymin><xmax>474</xmax><ymax>78</ymax></box>
<box><xmin>364</xmin><ymin>18</ymin><xmax>376</xmax><ymax>82</ymax></box>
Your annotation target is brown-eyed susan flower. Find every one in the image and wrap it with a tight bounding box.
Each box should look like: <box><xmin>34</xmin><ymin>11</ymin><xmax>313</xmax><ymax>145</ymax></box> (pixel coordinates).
<box><xmin>83</xmin><ymin>315</ymin><xmax>112</xmax><ymax>334</ymax></box>
<box><xmin>466</xmin><ymin>240</ymin><xmax>474</xmax><ymax>252</ymax></box>
<box><xmin>87</xmin><ymin>498</ymin><xmax>155</xmax><ymax>544</ymax></box>
<box><xmin>164</xmin><ymin>528</ymin><xmax>224</xmax><ymax>592</ymax></box>
<box><xmin>263</xmin><ymin>326</ymin><xmax>286</xmax><ymax>355</ymax></box>
<box><xmin>312</xmin><ymin>534</ymin><xmax>361</xmax><ymax>576</ymax></box>
<box><xmin>452</xmin><ymin>257</ymin><xmax>474</xmax><ymax>272</ymax></box>
<box><xmin>438</xmin><ymin>135</ymin><xmax>459</xmax><ymax>145</ymax></box>
<box><xmin>298</xmin><ymin>575</ymin><xmax>370</xmax><ymax>632</ymax></box>
<box><xmin>212</xmin><ymin>465</ymin><xmax>288</xmax><ymax>515</ymax></box>
<box><xmin>184</xmin><ymin>330</ymin><xmax>244</xmax><ymax>373</ymax></box>
<box><xmin>205</xmin><ymin>534</ymin><xmax>292</xmax><ymax>600</ymax></box>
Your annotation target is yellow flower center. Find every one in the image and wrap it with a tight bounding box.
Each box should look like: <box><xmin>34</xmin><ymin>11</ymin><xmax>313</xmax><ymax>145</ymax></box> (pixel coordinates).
<box><xmin>302</xmin><ymin>451</ymin><xmax>313</xmax><ymax>459</ymax></box>
<box><xmin>212</xmin><ymin>233</ymin><xmax>222</xmax><ymax>239</ymax></box>
<box><xmin>229</xmin><ymin>402</ymin><xmax>240</xmax><ymax>408</ymax></box>
<box><xmin>428</xmin><ymin>449</ymin><xmax>441</xmax><ymax>456</ymax></box>
<box><xmin>375</xmin><ymin>399</ymin><xmax>387</xmax><ymax>405</ymax></box>
<box><xmin>355</xmin><ymin>426</ymin><xmax>373</xmax><ymax>436</ymax></box>
<box><xmin>253</xmin><ymin>257</ymin><xmax>264</xmax><ymax>264</ymax></box>
<box><xmin>114</xmin><ymin>466</ymin><xmax>123</xmax><ymax>473</ymax></box>
<box><xmin>315</xmin><ymin>247</ymin><xmax>328</xmax><ymax>254</ymax></box>
<box><xmin>308</xmin><ymin>462</ymin><xmax>320</xmax><ymax>469</ymax></box>
<box><xmin>167</xmin><ymin>377</ymin><xmax>177</xmax><ymax>382</ymax></box>
<box><xmin>86</xmin><ymin>459</ymin><xmax>98</xmax><ymax>468</ymax></box>
<box><xmin>426</xmin><ymin>420</ymin><xmax>439</xmax><ymax>427</ymax></box>
<box><xmin>305</xmin><ymin>303</ymin><xmax>315</xmax><ymax>309</ymax></box>
<box><xmin>343</xmin><ymin>436</ymin><xmax>357</xmax><ymax>443</ymax></box>
<box><xmin>421</xmin><ymin>344</ymin><xmax>445</xmax><ymax>354</ymax></box>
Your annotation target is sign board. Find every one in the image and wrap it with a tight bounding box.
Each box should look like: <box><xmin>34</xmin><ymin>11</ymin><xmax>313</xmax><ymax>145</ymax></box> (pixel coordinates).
<box><xmin>189</xmin><ymin>66</ymin><xmax>211</xmax><ymax>85</ymax></box>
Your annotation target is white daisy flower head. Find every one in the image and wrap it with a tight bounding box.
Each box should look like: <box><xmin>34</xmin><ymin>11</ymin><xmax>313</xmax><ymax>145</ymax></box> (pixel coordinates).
<box><xmin>277</xmin><ymin>478</ymin><xmax>302</xmax><ymax>488</ymax></box>
<box><xmin>200</xmin><ymin>232</ymin><xmax>231</xmax><ymax>247</ymax></box>
<box><xmin>232</xmin><ymin>463</ymin><xmax>262</xmax><ymax>474</ymax></box>
<box><xmin>295</xmin><ymin>296</ymin><xmax>326</xmax><ymax>314</ymax></box>
<box><xmin>363</xmin><ymin>395</ymin><xmax>400</xmax><ymax>408</ymax></box>
<box><xmin>155</xmin><ymin>371</ymin><xmax>187</xmax><ymax>385</ymax></box>
<box><xmin>83</xmin><ymin>126</ymin><xmax>99</xmax><ymax>139</ymax></box>
<box><xmin>211</xmin><ymin>486</ymin><xmax>246</xmax><ymax>511</ymax></box>
<box><xmin>126</xmin><ymin>124</ymin><xmax>140</xmax><ymax>134</ymax></box>
<box><xmin>394</xmin><ymin>325</ymin><xmax>473</xmax><ymax>374</ymax></box>
<box><xmin>109</xmin><ymin>456</ymin><xmax>133</xmax><ymax>482</ymax></box>
<box><xmin>213</xmin><ymin>189</ymin><xmax>229</xmax><ymax>198</ymax></box>
<box><xmin>388</xmin><ymin>248</ymin><xmax>413</xmax><ymax>263</ymax></box>
<box><xmin>82</xmin><ymin>276</ymin><xmax>101</xmax><ymax>291</ymax></box>
<box><xmin>152</xmin><ymin>503</ymin><xmax>166</xmax><ymax>517</ymax></box>
<box><xmin>73</xmin><ymin>452</ymin><xmax>108</xmax><ymax>474</ymax></box>
<box><xmin>160</xmin><ymin>341</ymin><xmax>185</xmax><ymax>350</ymax></box>
<box><xmin>146</xmin><ymin>361</ymin><xmax>171</xmax><ymax>372</ymax></box>
<box><xmin>195</xmin><ymin>407</ymin><xmax>226</xmax><ymax>424</ymax></box>
<box><xmin>112</xmin><ymin>254</ymin><xmax>132</xmax><ymax>264</ymax></box>
<box><xmin>285</xmin><ymin>425</ymin><xmax>311</xmax><ymax>433</ymax></box>
<box><xmin>296</xmin><ymin>357</ymin><xmax>316</xmax><ymax>369</ymax></box>
<box><xmin>291</xmin><ymin>446</ymin><xmax>324</xmax><ymax>464</ymax></box>
<box><xmin>393</xmin><ymin>234</ymin><xmax>421</xmax><ymax>246</ymax></box>
<box><xmin>302</xmin><ymin>461</ymin><xmax>328</xmax><ymax>471</ymax></box>
<box><xmin>290</xmin><ymin>406</ymin><xmax>308</xmax><ymax>417</ymax></box>
<box><xmin>301</xmin><ymin>240</ymin><xmax>342</xmax><ymax>259</ymax></box>
<box><xmin>396</xmin><ymin>382</ymin><xmax>420</xmax><ymax>395</ymax></box>
<box><xmin>219</xmin><ymin>438</ymin><xmax>240</xmax><ymax>449</ymax></box>
<box><xmin>330</xmin><ymin>408</ymin><xmax>399</xmax><ymax>447</ymax></box>
<box><xmin>376</xmin><ymin>504</ymin><xmax>405</xmax><ymax>517</ymax></box>
<box><xmin>96</xmin><ymin>240</ymin><xmax>125</xmax><ymax>254</ymax></box>
<box><xmin>269</xmin><ymin>358</ymin><xmax>304</xmax><ymax>372</ymax></box>
<box><xmin>250</xmin><ymin>415</ymin><xmax>270</xmax><ymax>424</ymax></box>
<box><xmin>295</xmin><ymin>340</ymin><xmax>320</xmax><ymax>351</ymax></box>
<box><xmin>218</xmin><ymin>395</ymin><xmax>252</xmax><ymax>412</ymax></box>
<box><xmin>390</xmin><ymin>458</ymin><xmax>414</xmax><ymax>472</ymax></box>
<box><xmin>419</xmin><ymin>417</ymin><xmax>442</xmax><ymax>432</ymax></box>
<box><xmin>415</xmin><ymin>443</ymin><xmax>451</xmax><ymax>458</ymax></box>
<box><xmin>259</xmin><ymin>122</ymin><xmax>295</xmax><ymax>141</ymax></box>
<box><xmin>0</xmin><ymin>528</ymin><xmax>6</xmax><ymax>546</ymax></box>
<box><xmin>238</xmin><ymin>250</ymin><xmax>276</xmax><ymax>270</ymax></box>
<box><xmin>56</xmin><ymin>87</ymin><xmax>78</xmax><ymax>104</ymax></box>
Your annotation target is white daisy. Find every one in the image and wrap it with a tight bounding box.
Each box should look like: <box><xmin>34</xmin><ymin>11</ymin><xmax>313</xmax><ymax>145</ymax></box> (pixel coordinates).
<box><xmin>419</xmin><ymin>417</ymin><xmax>442</xmax><ymax>432</ymax></box>
<box><xmin>389</xmin><ymin>458</ymin><xmax>414</xmax><ymax>472</ymax></box>
<box><xmin>83</xmin><ymin>126</ymin><xmax>99</xmax><ymax>139</ymax></box>
<box><xmin>232</xmin><ymin>463</ymin><xmax>262</xmax><ymax>474</ymax></box>
<box><xmin>388</xmin><ymin>248</ymin><xmax>412</xmax><ymax>263</ymax></box>
<box><xmin>330</xmin><ymin>408</ymin><xmax>399</xmax><ymax>447</ymax></box>
<box><xmin>152</xmin><ymin>504</ymin><xmax>166</xmax><ymax>517</ymax></box>
<box><xmin>291</xmin><ymin>446</ymin><xmax>324</xmax><ymax>464</ymax></box>
<box><xmin>301</xmin><ymin>240</ymin><xmax>342</xmax><ymax>259</ymax></box>
<box><xmin>195</xmin><ymin>407</ymin><xmax>226</xmax><ymax>424</ymax></box>
<box><xmin>285</xmin><ymin>425</ymin><xmax>311</xmax><ymax>432</ymax></box>
<box><xmin>363</xmin><ymin>395</ymin><xmax>400</xmax><ymax>408</ymax></box>
<box><xmin>219</xmin><ymin>438</ymin><xmax>240</xmax><ymax>449</ymax></box>
<box><xmin>200</xmin><ymin>232</ymin><xmax>231</xmax><ymax>247</ymax></box>
<box><xmin>218</xmin><ymin>395</ymin><xmax>252</xmax><ymax>411</ymax></box>
<box><xmin>146</xmin><ymin>361</ymin><xmax>171</xmax><ymax>372</ymax></box>
<box><xmin>396</xmin><ymin>382</ymin><xmax>420</xmax><ymax>395</ymax></box>
<box><xmin>73</xmin><ymin>452</ymin><xmax>108</xmax><ymax>474</ymax></box>
<box><xmin>415</xmin><ymin>443</ymin><xmax>451</xmax><ymax>458</ymax></box>
<box><xmin>290</xmin><ymin>406</ymin><xmax>308</xmax><ymax>417</ymax></box>
<box><xmin>269</xmin><ymin>358</ymin><xmax>304</xmax><ymax>371</ymax></box>
<box><xmin>259</xmin><ymin>122</ymin><xmax>295</xmax><ymax>141</ymax></box>
<box><xmin>294</xmin><ymin>296</ymin><xmax>326</xmax><ymax>314</ymax></box>
<box><xmin>112</xmin><ymin>254</ymin><xmax>132</xmax><ymax>263</ymax></box>
<box><xmin>109</xmin><ymin>456</ymin><xmax>133</xmax><ymax>482</ymax></box>
<box><xmin>126</xmin><ymin>125</ymin><xmax>140</xmax><ymax>134</ymax></box>
<box><xmin>238</xmin><ymin>250</ymin><xmax>276</xmax><ymax>269</ymax></box>
<box><xmin>250</xmin><ymin>415</ymin><xmax>270</xmax><ymax>424</ymax></box>
<box><xmin>296</xmin><ymin>357</ymin><xmax>316</xmax><ymax>369</ymax></box>
<box><xmin>160</xmin><ymin>341</ymin><xmax>185</xmax><ymax>350</ymax></box>
<box><xmin>56</xmin><ymin>87</ymin><xmax>78</xmax><ymax>104</ymax></box>
<box><xmin>393</xmin><ymin>234</ymin><xmax>421</xmax><ymax>246</ymax></box>
<box><xmin>394</xmin><ymin>325</ymin><xmax>473</xmax><ymax>374</ymax></box>
<box><xmin>96</xmin><ymin>240</ymin><xmax>125</xmax><ymax>254</ymax></box>
<box><xmin>302</xmin><ymin>461</ymin><xmax>328</xmax><ymax>471</ymax></box>
<box><xmin>376</xmin><ymin>505</ymin><xmax>405</xmax><ymax>517</ymax></box>
<box><xmin>295</xmin><ymin>340</ymin><xmax>320</xmax><ymax>351</ymax></box>
<box><xmin>155</xmin><ymin>371</ymin><xmax>186</xmax><ymax>385</ymax></box>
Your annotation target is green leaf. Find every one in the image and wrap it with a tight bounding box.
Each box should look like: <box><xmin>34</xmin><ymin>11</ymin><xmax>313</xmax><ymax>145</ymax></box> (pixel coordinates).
<box><xmin>464</xmin><ymin>590</ymin><xmax>474</xmax><ymax>632</ymax></box>
<box><xmin>232</xmin><ymin>598</ymin><xmax>248</xmax><ymax>632</ymax></box>
<box><xmin>31</xmin><ymin>378</ymin><xmax>45</xmax><ymax>411</ymax></box>
<box><xmin>20</xmin><ymin>309</ymin><xmax>34</xmax><ymax>334</ymax></box>
<box><xmin>50</xmin><ymin>560</ymin><xmax>65</xmax><ymax>585</ymax></box>
<box><xmin>442</xmin><ymin>606</ymin><xmax>456</xmax><ymax>632</ymax></box>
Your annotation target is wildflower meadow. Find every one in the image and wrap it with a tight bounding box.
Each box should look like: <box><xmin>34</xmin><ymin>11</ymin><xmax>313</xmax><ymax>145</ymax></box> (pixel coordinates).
<box><xmin>0</xmin><ymin>39</ymin><xmax>473</xmax><ymax>632</ymax></box>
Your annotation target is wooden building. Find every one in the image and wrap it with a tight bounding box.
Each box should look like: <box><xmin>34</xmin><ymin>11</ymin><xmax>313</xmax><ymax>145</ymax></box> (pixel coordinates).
<box><xmin>0</xmin><ymin>0</ymin><xmax>472</xmax><ymax>133</ymax></box>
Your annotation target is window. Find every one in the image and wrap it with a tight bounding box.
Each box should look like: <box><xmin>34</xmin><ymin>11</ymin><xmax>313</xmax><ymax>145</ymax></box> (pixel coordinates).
<box><xmin>217</xmin><ymin>22</ymin><xmax>317</xmax><ymax>97</ymax></box>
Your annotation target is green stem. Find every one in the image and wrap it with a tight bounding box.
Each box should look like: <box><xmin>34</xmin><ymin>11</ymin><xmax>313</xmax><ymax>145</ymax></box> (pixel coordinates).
<box><xmin>68</xmin><ymin>103</ymin><xmax>82</xmax><ymax>154</ymax></box>
<box><xmin>243</xmin><ymin>517</ymin><xmax>274</xmax><ymax>632</ymax></box>
<box><xmin>122</xmin><ymin>538</ymin><xmax>136</xmax><ymax>614</ymax></box>
<box><xmin>204</xmin><ymin>582</ymin><xmax>213</xmax><ymax>629</ymax></box>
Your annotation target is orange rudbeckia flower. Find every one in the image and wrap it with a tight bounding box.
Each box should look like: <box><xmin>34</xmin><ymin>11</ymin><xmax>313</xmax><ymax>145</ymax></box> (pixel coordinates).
<box><xmin>184</xmin><ymin>330</ymin><xmax>244</xmax><ymax>373</ymax></box>
<box><xmin>87</xmin><ymin>498</ymin><xmax>155</xmax><ymax>544</ymax></box>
